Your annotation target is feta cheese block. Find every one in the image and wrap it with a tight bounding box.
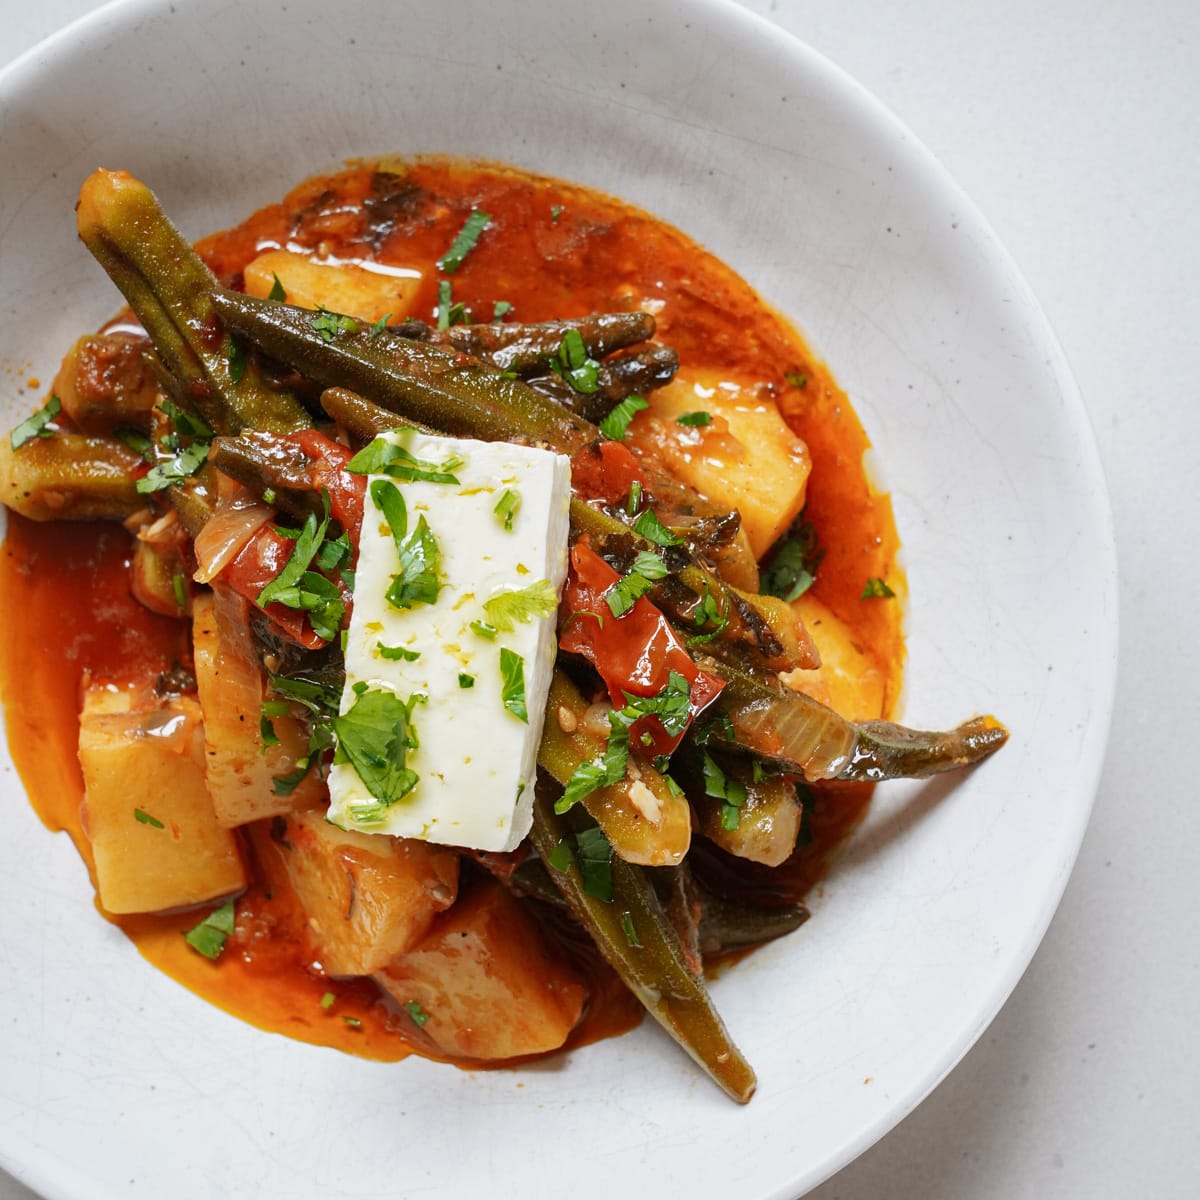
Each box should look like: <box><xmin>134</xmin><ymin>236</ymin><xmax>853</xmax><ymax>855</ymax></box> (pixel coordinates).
<box><xmin>327</xmin><ymin>428</ymin><xmax>572</xmax><ymax>851</ymax></box>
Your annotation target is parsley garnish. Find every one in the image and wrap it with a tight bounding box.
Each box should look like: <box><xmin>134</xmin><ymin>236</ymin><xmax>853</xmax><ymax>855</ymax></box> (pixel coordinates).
<box><xmin>458</xmin><ymin>672</ymin><xmax>475</xmax><ymax>689</ymax></box>
<box><xmin>257</xmin><ymin>503</ymin><xmax>331</xmax><ymax>606</ymax></box>
<box><xmin>550</xmin><ymin>204</ymin><xmax>564</xmax><ymax>223</ymax></box>
<box><xmin>404</xmin><ymin>1000</ymin><xmax>432</xmax><ymax>1027</ymax></box>
<box><xmin>335</xmin><ymin>686</ymin><xmax>423</xmax><ymax>821</ymax></box>
<box><xmin>483</xmin><ymin>579</ymin><xmax>558</xmax><ymax>632</ymax></box>
<box><xmin>861</xmin><ymin>576</ymin><xmax>896</xmax><ymax>599</ymax></box>
<box><xmin>183</xmin><ymin>900</ymin><xmax>235</xmax><ymax>960</ymax></box>
<box><xmin>632</xmin><ymin>508</ymin><xmax>682</xmax><ymax>546</ymax></box>
<box><xmin>492</xmin><ymin>300</ymin><xmax>513</xmax><ymax>320</ymax></box>
<box><xmin>370</xmin><ymin>480</ymin><xmax>442</xmax><ymax>610</ymax></box>
<box><xmin>760</xmin><ymin>519</ymin><xmax>823</xmax><ymax>601</ymax></box>
<box><xmin>135</xmin><ymin>442</ymin><xmax>210</xmax><ymax>494</ymax></box>
<box><xmin>499</xmin><ymin>648</ymin><xmax>528</xmax><ymax>723</ymax></box>
<box><xmin>133</xmin><ymin>808</ymin><xmax>164</xmax><ymax>829</ymax></box>
<box><xmin>550</xmin><ymin>329</ymin><xmax>601</xmax><ymax>394</ymax></box>
<box><xmin>268</xmin><ymin>273</ymin><xmax>287</xmax><ymax>302</ymax></box>
<box><xmin>784</xmin><ymin>370</ymin><xmax>808</xmax><ymax>388</ymax></box>
<box><xmin>228</xmin><ymin>337</ymin><xmax>247</xmax><ymax>384</ymax></box>
<box><xmin>574</xmin><ymin>826</ymin><xmax>614</xmax><ymax>902</ymax></box>
<box><xmin>377</xmin><ymin>642</ymin><xmax>421</xmax><ymax>662</ymax></box>
<box><xmin>347</xmin><ymin>434</ymin><xmax>463</xmax><ymax>485</ymax></box>
<box><xmin>469</xmin><ymin>619</ymin><xmax>498</xmax><ymax>640</ymax></box>
<box><xmin>605</xmin><ymin>550</ymin><xmax>669</xmax><ymax>618</ymax></box>
<box><xmin>435</xmin><ymin>279</ymin><xmax>468</xmax><ymax>330</ymax></box>
<box><xmin>675</xmin><ymin>410</ymin><xmax>712</xmax><ymax>427</ymax></box>
<box><xmin>620</xmin><ymin>911</ymin><xmax>643</xmax><ymax>947</ymax></box>
<box><xmin>9</xmin><ymin>395</ymin><xmax>61</xmax><ymax>450</ymax></box>
<box><xmin>319</xmin><ymin>991</ymin><xmax>336</xmax><ymax>1010</ymax></box>
<box><xmin>701</xmin><ymin>751</ymin><xmax>747</xmax><ymax>830</ymax></box>
<box><xmin>370</xmin><ymin>313</ymin><xmax>392</xmax><ymax>339</ymax></box>
<box><xmin>686</xmin><ymin>582</ymin><xmax>731</xmax><ymax>647</ymax></box>
<box><xmin>493</xmin><ymin>488</ymin><xmax>521</xmax><ymax>531</ymax></box>
<box><xmin>310</xmin><ymin>307</ymin><xmax>358</xmax><ymax>342</ymax></box>
<box><xmin>172</xmin><ymin>572</ymin><xmax>188</xmax><ymax>612</ymax></box>
<box><xmin>115</xmin><ymin>428</ymin><xmax>155</xmax><ymax>462</ymax></box>
<box><xmin>546</xmin><ymin>838</ymin><xmax>575</xmax><ymax>872</ymax></box>
<box><xmin>598</xmin><ymin>393</ymin><xmax>649</xmax><ymax>440</ymax></box>
<box><xmin>159</xmin><ymin>398</ymin><xmax>214</xmax><ymax>440</ymax></box>
<box><xmin>343</xmin><ymin>1016</ymin><xmax>362</xmax><ymax>1029</ymax></box>
<box><xmin>437</xmin><ymin>208</ymin><xmax>492</xmax><ymax>273</ymax></box>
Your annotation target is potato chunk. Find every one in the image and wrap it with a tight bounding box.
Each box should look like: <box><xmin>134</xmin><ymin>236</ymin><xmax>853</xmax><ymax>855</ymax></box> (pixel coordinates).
<box><xmin>192</xmin><ymin>589</ymin><xmax>324</xmax><ymax>826</ymax></box>
<box><xmin>781</xmin><ymin>593</ymin><xmax>887</xmax><ymax>721</ymax></box>
<box><xmin>52</xmin><ymin>332</ymin><xmax>158</xmax><ymax>434</ymax></box>
<box><xmin>376</xmin><ymin>878</ymin><xmax>586</xmax><ymax>1061</ymax></box>
<box><xmin>627</xmin><ymin>369</ymin><xmax>811</xmax><ymax>559</ymax></box>
<box><xmin>79</xmin><ymin>689</ymin><xmax>246</xmax><ymax>914</ymax></box>
<box><xmin>243</xmin><ymin>249</ymin><xmax>421</xmax><ymax>325</ymax></box>
<box><xmin>251</xmin><ymin>811</ymin><xmax>459</xmax><ymax>977</ymax></box>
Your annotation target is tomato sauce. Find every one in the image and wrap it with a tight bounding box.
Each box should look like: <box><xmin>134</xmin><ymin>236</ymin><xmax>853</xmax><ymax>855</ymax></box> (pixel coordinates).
<box><xmin>0</xmin><ymin>158</ymin><xmax>901</xmax><ymax>1065</ymax></box>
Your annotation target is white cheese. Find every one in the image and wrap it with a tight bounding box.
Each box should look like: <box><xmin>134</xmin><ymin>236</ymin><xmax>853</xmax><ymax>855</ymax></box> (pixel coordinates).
<box><xmin>326</xmin><ymin>428</ymin><xmax>571</xmax><ymax>852</ymax></box>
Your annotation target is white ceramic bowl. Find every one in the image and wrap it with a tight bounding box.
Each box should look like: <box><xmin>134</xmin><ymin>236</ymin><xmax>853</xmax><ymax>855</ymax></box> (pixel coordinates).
<box><xmin>0</xmin><ymin>1</ymin><xmax>1117</xmax><ymax>1197</ymax></box>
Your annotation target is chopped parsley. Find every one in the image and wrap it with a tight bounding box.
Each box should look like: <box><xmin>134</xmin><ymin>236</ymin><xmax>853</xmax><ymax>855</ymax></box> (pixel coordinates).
<box><xmin>550</xmin><ymin>329</ymin><xmax>601</xmax><ymax>394</ymax></box>
<box><xmin>377</xmin><ymin>642</ymin><xmax>421</xmax><ymax>662</ymax></box>
<box><xmin>9</xmin><ymin>395</ymin><xmax>61</xmax><ymax>450</ymax></box>
<box><xmin>574</xmin><ymin>826</ymin><xmax>614</xmax><ymax>902</ymax></box>
<box><xmin>550</xmin><ymin>204</ymin><xmax>564</xmax><ymax>223</ymax></box>
<box><xmin>404</xmin><ymin>1000</ymin><xmax>432</xmax><ymax>1028</ymax></box>
<box><xmin>493</xmin><ymin>487</ymin><xmax>521</xmax><ymax>531</ymax></box>
<box><xmin>675</xmin><ymin>410</ymin><xmax>712</xmax><ymax>427</ymax></box>
<box><xmin>370</xmin><ymin>479</ymin><xmax>443</xmax><ymax>611</ymax></box>
<box><xmin>784</xmin><ymin>370</ymin><xmax>808</xmax><ymax>388</ymax></box>
<box><xmin>483</xmin><ymin>579</ymin><xmax>558</xmax><ymax>632</ymax></box>
<box><xmin>435</xmin><ymin>278</ymin><xmax>468</xmax><ymax>329</ymax></box>
<box><xmin>861</xmin><ymin>576</ymin><xmax>896</xmax><ymax>599</ymax></box>
<box><xmin>686</xmin><ymin>582</ymin><xmax>731</xmax><ymax>647</ymax></box>
<box><xmin>499</xmin><ymin>648</ymin><xmax>528</xmax><ymax>723</ymax></box>
<box><xmin>437</xmin><ymin>208</ymin><xmax>492</xmax><ymax>273</ymax></box>
<box><xmin>133</xmin><ymin>808</ymin><xmax>164</xmax><ymax>829</ymax></box>
<box><xmin>457</xmin><ymin>672</ymin><xmax>475</xmax><ymax>689</ymax></box>
<box><xmin>370</xmin><ymin>313</ymin><xmax>392</xmax><ymax>339</ymax></box>
<box><xmin>115</xmin><ymin>427</ymin><xmax>155</xmax><ymax>462</ymax></box>
<box><xmin>701</xmin><ymin>750</ymin><xmax>747</xmax><ymax>830</ymax></box>
<box><xmin>310</xmin><ymin>307</ymin><xmax>358</xmax><ymax>341</ymax></box>
<box><xmin>171</xmin><ymin>572</ymin><xmax>188</xmax><ymax>612</ymax></box>
<box><xmin>227</xmin><ymin>337</ymin><xmax>247</xmax><ymax>384</ymax></box>
<box><xmin>319</xmin><ymin>991</ymin><xmax>336</xmax><ymax>1010</ymax></box>
<box><xmin>135</xmin><ymin>442</ymin><xmax>210</xmax><ymax>494</ymax></box>
<box><xmin>632</xmin><ymin>508</ymin><xmax>682</xmax><ymax>547</ymax></box>
<box><xmin>620</xmin><ymin>911</ymin><xmax>642</xmax><ymax>947</ymax></box>
<box><xmin>760</xmin><ymin>519</ymin><xmax>823</xmax><ymax>601</ymax></box>
<box><xmin>492</xmin><ymin>300</ymin><xmax>513</xmax><ymax>320</ymax></box>
<box><xmin>159</xmin><ymin>397</ymin><xmax>213</xmax><ymax>440</ymax></box>
<box><xmin>335</xmin><ymin>685</ymin><xmax>423</xmax><ymax>823</ymax></box>
<box><xmin>347</xmin><ymin>435</ymin><xmax>464</xmax><ymax>484</ymax></box>
<box><xmin>598</xmin><ymin>393</ymin><xmax>648</xmax><ymax>440</ymax></box>
<box><xmin>183</xmin><ymin>899</ymin><xmax>235</xmax><ymax>960</ymax></box>
<box><xmin>343</xmin><ymin>1016</ymin><xmax>362</xmax><ymax>1029</ymax></box>
<box><xmin>469</xmin><ymin>619</ymin><xmax>498</xmax><ymax>640</ymax></box>
<box><xmin>605</xmin><ymin>549</ymin><xmax>669</xmax><ymax>618</ymax></box>
<box><xmin>546</xmin><ymin>838</ymin><xmax>575</xmax><ymax>872</ymax></box>
<box><xmin>268</xmin><ymin>273</ymin><xmax>287</xmax><ymax>302</ymax></box>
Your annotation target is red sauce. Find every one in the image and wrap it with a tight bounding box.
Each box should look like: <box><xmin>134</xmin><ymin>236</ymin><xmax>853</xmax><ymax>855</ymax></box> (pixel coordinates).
<box><xmin>0</xmin><ymin>158</ymin><xmax>901</xmax><ymax>1065</ymax></box>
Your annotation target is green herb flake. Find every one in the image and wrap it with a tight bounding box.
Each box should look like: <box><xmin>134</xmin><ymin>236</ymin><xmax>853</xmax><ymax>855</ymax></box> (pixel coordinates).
<box><xmin>483</xmin><ymin>579</ymin><xmax>558</xmax><ymax>632</ymax></box>
<box><xmin>135</xmin><ymin>442</ymin><xmax>210</xmax><ymax>495</ymax></box>
<box><xmin>457</xmin><ymin>672</ymin><xmax>475</xmax><ymax>689</ymax></box>
<box><xmin>259</xmin><ymin>711</ymin><xmax>281</xmax><ymax>749</ymax></box>
<box><xmin>784</xmin><ymin>370</ymin><xmax>808</xmax><ymax>388</ymax></box>
<box><xmin>632</xmin><ymin>508</ymin><xmax>683</xmax><ymax>547</ymax></box>
<box><xmin>183</xmin><ymin>899</ymin><xmax>236</xmax><ymax>960</ymax></box>
<box><xmin>675</xmin><ymin>410</ymin><xmax>712</xmax><ymax>428</ymax></box>
<box><xmin>370</xmin><ymin>479</ymin><xmax>442</xmax><ymax>611</ymax></box>
<box><xmin>469</xmin><ymin>619</ymin><xmax>498</xmax><ymax>640</ymax></box>
<box><xmin>403</xmin><ymin>1000</ymin><xmax>431</xmax><ymax>1028</ymax></box>
<box><xmin>370</xmin><ymin>313</ymin><xmax>392</xmax><ymax>339</ymax></box>
<box><xmin>310</xmin><ymin>307</ymin><xmax>358</xmax><ymax>342</ymax></box>
<box><xmin>546</xmin><ymin>838</ymin><xmax>575</xmax><ymax>872</ymax></box>
<box><xmin>133</xmin><ymin>808</ymin><xmax>165</xmax><ymax>829</ymax></box>
<box><xmin>335</xmin><ymin>687</ymin><xmax>423</xmax><ymax>821</ymax></box>
<box><xmin>319</xmin><ymin>991</ymin><xmax>336</xmax><ymax>1011</ymax></box>
<box><xmin>575</xmin><ymin>826</ymin><xmax>614</xmax><ymax>903</ymax></box>
<box><xmin>550</xmin><ymin>204</ymin><xmax>564</xmax><ymax>223</ymax></box>
<box><xmin>605</xmin><ymin>549</ymin><xmax>669</xmax><ymax>619</ymax></box>
<box><xmin>227</xmin><ymin>337</ymin><xmax>248</xmax><ymax>384</ymax></box>
<box><xmin>760</xmin><ymin>520</ymin><xmax>823</xmax><ymax>602</ymax></box>
<box><xmin>159</xmin><ymin>397</ymin><xmax>214</xmax><ymax>440</ymax></box>
<box><xmin>598</xmin><ymin>393</ymin><xmax>649</xmax><ymax>440</ymax></box>
<box><xmin>377</xmin><ymin>641</ymin><xmax>421</xmax><ymax>662</ymax></box>
<box><xmin>492</xmin><ymin>300</ymin><xmax>513</xmax><ymax>320</ymax></box>
<box><xmin>626</xmin><ymin>479</ymin><xmax>643</xmax><ymax>517</ymax></box>
<box><xmin>861</xmin><ymin>576</ymin><xmax>896</xmax><ymax>599</ymax></box>
<box><xmin>115</xmin><ymin>427</ymin><xmax>155</xmax><ymax>462</ymax></box>
<box><xmin>257</xmin><ymin>504</ymin><xmax>330</xmax><ymax>606</ymax></box>
<box><xmin>493</xmin><ymin>487</ymin><xmax>521</xmax><ymax>531</ymax></box>
<box><xmin>550</xmin><ymin>329</ymin><xmax>601</xmax><ymax>395</ymax></box>
<box><xmin>620</xmin><ymin>911</ymin><xmax>643</xmax><ymax>947</ymax></box>
<box><xmin>437</xmin><ymin>208</ymin><xmax>492</xmax><ymax>273</ymax></box>
<box><xmin>701</xmin><ymin>750</ymin><xmax>747</xmax><ymax>831</ymax></box>
<box><xmin>172</xmin><ymin>572</ymin><xmax>188</xmax><ymax>612</ymax></box>
<box><xmin>343</xmin><ymin>1016</ymin><xmax>362</xmax><ymax>1029</ymax></box>
<box><xmin>347</xmin><ymin>434</ymin><xmax>463</xmax><ymax>485</ymax></box>
<box><xmin>686</xmin><ymin>582</ymin><xmax>731</xmax><ymax>648</ymax></box>
<box><xmin>268</xmin><ymin>273</ymin><xmax>288</xmax><ymax>302</ymax></box>
<box><xmin>499</xmin><ymin>648</ymin><xmax>528</xmax><ymax>723</ymax></box>
<box><xmin>9</xmin><ymin>395</ymin><xmax>61</xmax><ymax>450</ymax></box>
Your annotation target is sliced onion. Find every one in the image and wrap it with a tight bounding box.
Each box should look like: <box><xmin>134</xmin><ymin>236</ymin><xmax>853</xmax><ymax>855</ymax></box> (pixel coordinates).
<box><xmin>193</xmin><ymin>489</ymin><xmax>274</xmax><ymax>584</ymax></box>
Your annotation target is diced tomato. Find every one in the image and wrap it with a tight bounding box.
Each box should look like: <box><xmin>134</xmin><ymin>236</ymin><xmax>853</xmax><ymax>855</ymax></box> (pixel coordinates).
<box><xmin>221</xmin><ymin>525</ymin><xmax>325</xmax><ymax>650</ymax></box>
<box><xmin>560</xmin><ymin>540</ymin><xmax>724</xmax><ymax>756</ymax></box>
<box><xmin>288</xmin><ymin>428</ymin><xmax>366</xmax><ymax>542</ymax></box>
<box><xmin>570</xmin><ymin>441</ymin><xmax>646</xmax><ymax>506</ymax></box>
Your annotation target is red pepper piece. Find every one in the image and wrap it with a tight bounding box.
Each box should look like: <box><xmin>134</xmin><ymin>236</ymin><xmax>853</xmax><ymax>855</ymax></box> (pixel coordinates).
<box><xmin>560</xmin><ymin>540</ymin><xmax>723</xmax><ymax>756</ymax></box>
<box><xmin>570</xmin><ymin>441</ymin><xmax>646</xmax><ymax>506</ymax></box>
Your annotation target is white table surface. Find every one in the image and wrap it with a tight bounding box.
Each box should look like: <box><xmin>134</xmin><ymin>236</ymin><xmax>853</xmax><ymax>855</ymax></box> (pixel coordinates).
<box><xmin>2</xmin><ymin>1</ymin><xmax>1196</xmax><ymax>1197</ymax></box>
